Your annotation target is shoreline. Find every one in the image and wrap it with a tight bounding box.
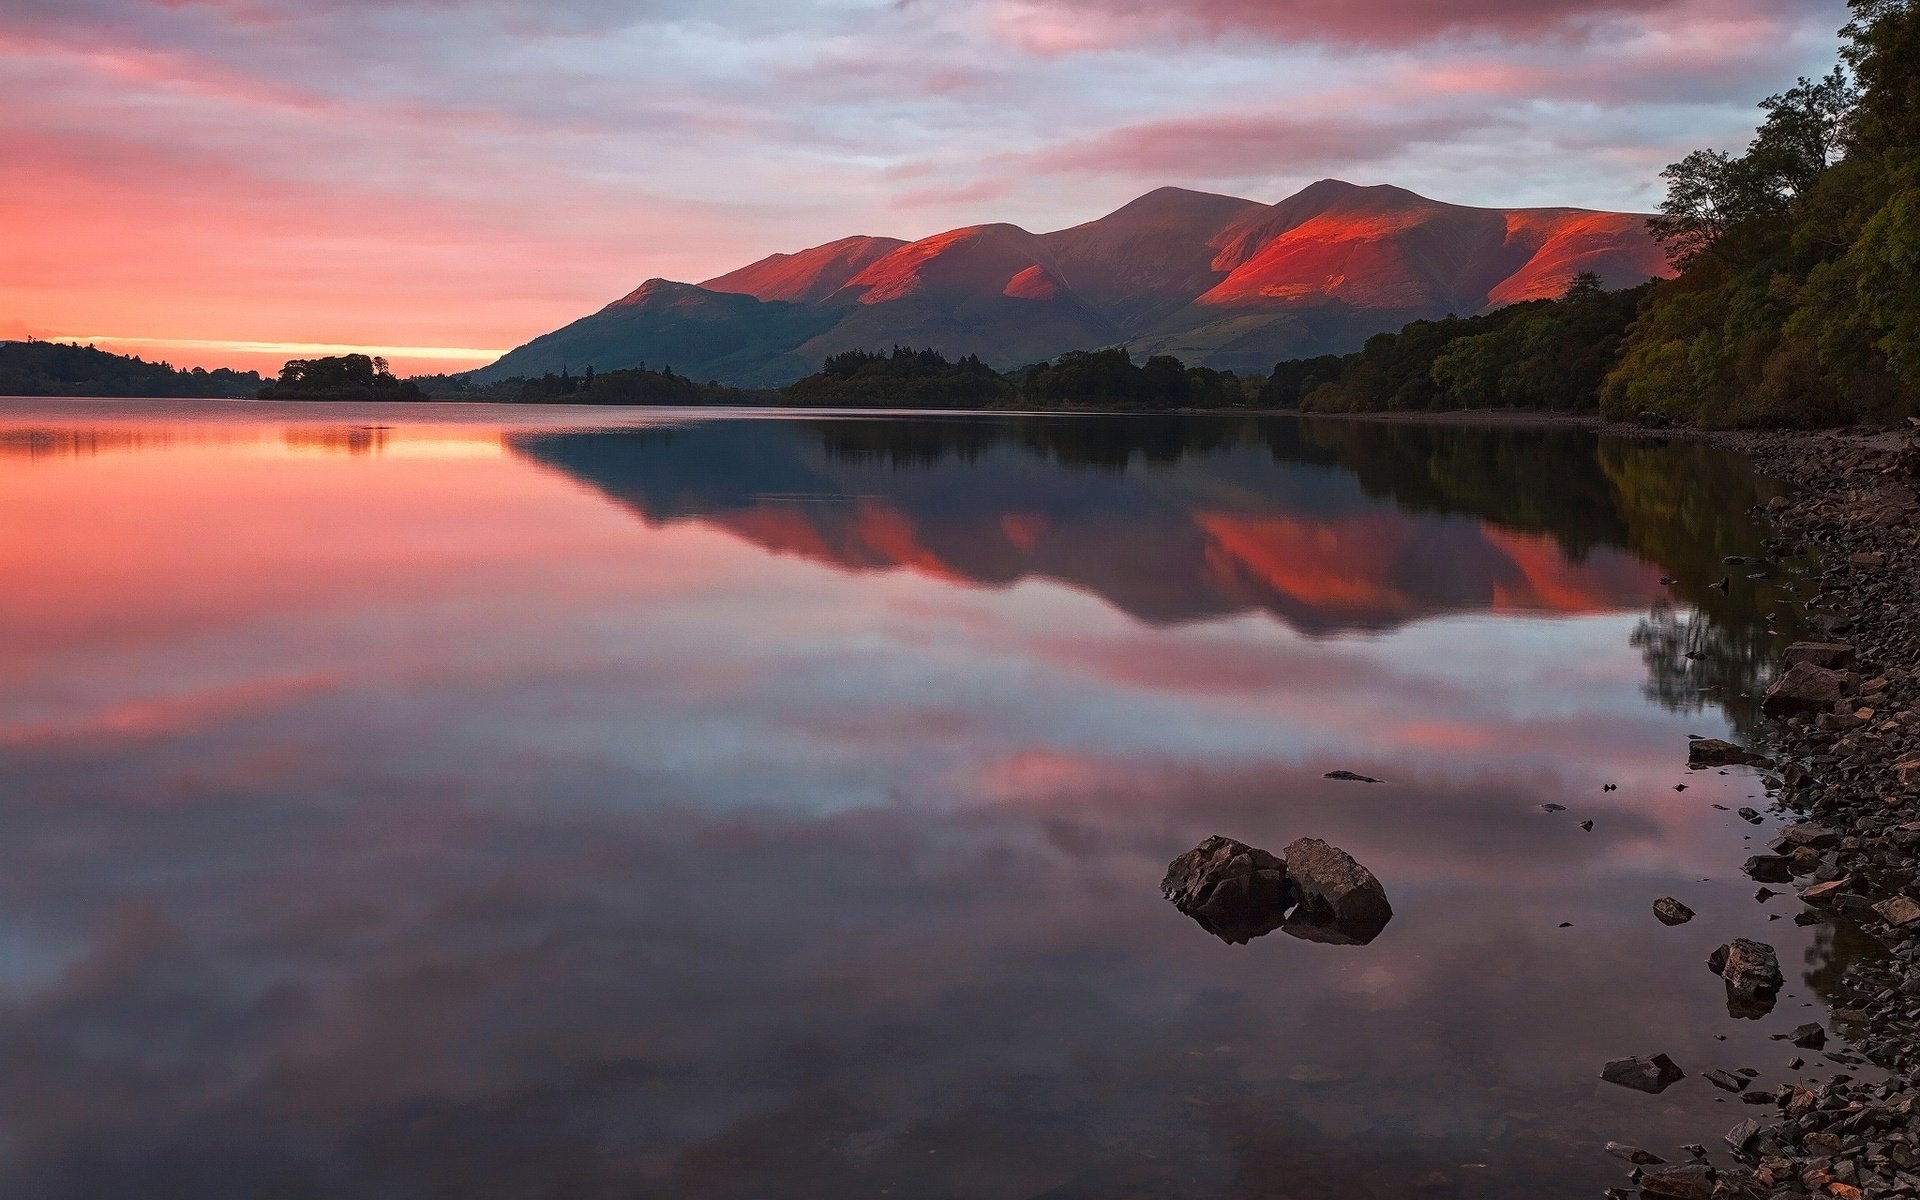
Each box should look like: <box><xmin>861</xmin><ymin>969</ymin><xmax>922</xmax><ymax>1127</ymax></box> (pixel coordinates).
<box><xmin>1606</xmin><ymin>422</ymin><xmax>1920</xmax><ymax>1198</ymax></box>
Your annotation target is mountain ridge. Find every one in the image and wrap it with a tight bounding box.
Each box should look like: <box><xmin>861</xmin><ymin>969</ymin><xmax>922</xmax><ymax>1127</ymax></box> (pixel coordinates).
<box><xmin>478</xmin><ymin>179</ymin><xmax>1670</xmax><ymax>386</ymax></box>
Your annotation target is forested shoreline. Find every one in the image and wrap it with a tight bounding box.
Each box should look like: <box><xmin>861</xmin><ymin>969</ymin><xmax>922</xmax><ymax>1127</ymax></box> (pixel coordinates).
<box><xmin>7</xmin><ymin>3</ymin><xmax>1913</xmax><ymax>427</ymax></box>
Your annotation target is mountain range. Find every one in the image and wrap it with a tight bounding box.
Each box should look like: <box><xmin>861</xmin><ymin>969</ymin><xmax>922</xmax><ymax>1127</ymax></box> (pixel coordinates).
<box><xmin>477</xmin><ymin>179</ymin><xmax>1671</xmax><ymax>387</ymax></box>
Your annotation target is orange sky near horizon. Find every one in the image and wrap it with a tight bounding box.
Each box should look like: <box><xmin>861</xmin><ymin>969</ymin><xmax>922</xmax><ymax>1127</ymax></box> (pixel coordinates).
<box><xmin>0</xmin><ymin>0</ymin><xmax>1846</xmax><ymax>378</ymax></box>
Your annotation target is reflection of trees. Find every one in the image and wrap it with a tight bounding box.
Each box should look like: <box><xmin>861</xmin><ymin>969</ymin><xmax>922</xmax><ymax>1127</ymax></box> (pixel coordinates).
<box><xmin>1632</xmin><ymin>601</ymin><xmax>1776</xmax><ymax>739</ymax></box>
<box><xmin>519</xmin><ymin>413</ymin><xmax>1790</xmax><ymax>733</ymax></box>
<box><xmin>1802</xmin><ymin>918</ymin><xmax>1886</xmax><ymax>1003</ymax></box>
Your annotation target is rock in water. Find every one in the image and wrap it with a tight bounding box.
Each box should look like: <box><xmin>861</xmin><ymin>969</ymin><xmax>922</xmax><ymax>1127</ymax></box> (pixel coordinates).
<box><xmin>1160</xmin><ymin>836</ymin><xmax>1294</xmax><ymax>945</ymax></box>
<box><xmin>1709</xmin><ymin>939</ymin><xmax>1784</xmax><ymax>1019</ymax></box>
<box><xmin>1771</xmin><ymin>822</ymin><xmax>1839</xmax><ymax>852</ymax></box>
<box><xmin>1282</xmin><ymin>837</ymin><xmax>1394</xmax><ymax>943</ymax></box>
<box><xmin>1653</xmin><ymin>896</ymin><xmax>1696</xmax><ymax>926</ymax></box>
<box><xmin>1322</xmin><ymin>770</ymin><xmax>1382</xmax><ymax>783</ymax></box>
<box><xmin>1761</xmin><ymin>662</ymin><xmax>1856</xmax><ymax>717</ymax></box>
<box><xmin>1161</xmin><ymin>835</ymin><xmax>1393</xmax><ymax>947</ymax></box>
<box><xmin>1687</xmin><ymin>738</ymin><xmax>1770</xmax><ymax>768</ymax></box>
<box><xmin>1601</xmin><ymin>1053</ymin><xmax>1686</xmax><ymax>1093</ymax></box>
<box><xmin>1638</xmin><ymin>1163</ymin><xmax>1716</xmax><ymax>1199</ymax></box>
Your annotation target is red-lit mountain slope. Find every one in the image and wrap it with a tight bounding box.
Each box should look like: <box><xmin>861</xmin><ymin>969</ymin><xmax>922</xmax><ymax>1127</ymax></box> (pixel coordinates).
<box><xmin>477</xmin><ymin>180</ymin><xmax>1670</xmax><ymax>386</ymax></box>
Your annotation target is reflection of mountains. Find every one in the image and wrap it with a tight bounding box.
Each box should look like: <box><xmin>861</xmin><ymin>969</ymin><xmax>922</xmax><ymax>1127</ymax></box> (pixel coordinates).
<box><xmin>511</xmin><ymin>416</ymin><xmax>1776</xmax><ymax>638</ymax></box>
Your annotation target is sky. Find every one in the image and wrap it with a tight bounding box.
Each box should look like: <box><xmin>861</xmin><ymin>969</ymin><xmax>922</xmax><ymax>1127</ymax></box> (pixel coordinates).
<box><xmin>0</xmin><ymin>0</ymin><xmax>1849</xmax><ymax>375</ymax></box>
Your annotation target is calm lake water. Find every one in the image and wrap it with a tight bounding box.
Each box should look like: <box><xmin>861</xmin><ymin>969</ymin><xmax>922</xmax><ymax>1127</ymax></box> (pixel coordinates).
<box><xmin>0</xmin><ymin>399</ymin><xmax>1861</xmax><ymax>1198</ymax></box>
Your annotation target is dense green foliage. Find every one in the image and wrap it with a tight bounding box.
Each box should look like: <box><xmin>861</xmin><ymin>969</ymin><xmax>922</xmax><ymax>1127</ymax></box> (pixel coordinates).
<box><xmin>1602</xmin><ymin>0</ymin><xmax>1920</xmax><ymax>426</ymax></box>
<box><xmin>259</xmin><ymin>354</ymin><xmax>425</xmax><ymax>401</ymax></box>
<box><xmin>0</xmin><ymin>340</ymin><xmax>263</xmax><ymax>398</ymax></box>
<box><xmin>1018</xmin><ymin>347</ymin><xmax>1257</xmax><ymax>408</ymax></box>
<box><xmin>515</xmin><ymin>363</ymin><xmax>746</xmax><ymax>404</ymax></box>
<box><xmin>1291</xmin><ymin>276</ymin><xmax>1650</xmax><ymax>413</ymax></box>
<box><xmin>776</xmin><ymin>345</ymin><xmax>1261</xmax><ymax>409</ymax></box>
<box><xmin>1257</xmin><ymin>354</ymin><xmax>1345</xmax><ymax>407</ymax></box>
<box><xmin>784</xmin><ymin>347</ymin><xmax>1013</xmax><ymax>407</ymax></box>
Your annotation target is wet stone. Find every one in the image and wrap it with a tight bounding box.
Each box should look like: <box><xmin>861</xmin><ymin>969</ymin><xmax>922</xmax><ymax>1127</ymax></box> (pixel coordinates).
<box><xmin>1761</xmin><ymin>662</ymin><xmax>1857</xmax><ymax>718</ymax></box>
<box><xmin>1689</xmin><ymin>739</ymin><xmax>1770</xmax><ymax>768</ymax></box>
<box><xmin>1161</xmin><ymin>835</ymin><xmax>1394</xmax><ymax>947</ymax></box>
<box><xmin>1322</xmin><ymin>770</ymin><xmax>1381</xmax><ymax>784</ymax></box>
<box><xmin>1709</xmin><ymin>939</ymin><xmax>1784</xmax><ymax>1020</ymax></box>
<box><xmin>1653</xmin><ymin>897</ymin><xmax>1696</xmax><ymax>926</ymax></box>
<box><xmin>1637</xmin><ymin>1162</ymin><xmax>1715</xmax><ymax>1199</ymax></box>
<box><xmin>1601</xmin><ymin>1054</ymin><xmax>1686</xmax><ymax>1094</ymax></box>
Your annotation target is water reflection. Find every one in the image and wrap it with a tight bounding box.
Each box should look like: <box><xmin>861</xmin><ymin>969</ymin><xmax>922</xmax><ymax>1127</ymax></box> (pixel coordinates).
<box><xmin>513</xmin><ymin>416</ymin><xmax>1782</xmax><ymax>644</ymax></box>
<box><xmin>0</xmin><ymin>403</ymin><xmax>1826</xmax><ymax>1200</ymax></box>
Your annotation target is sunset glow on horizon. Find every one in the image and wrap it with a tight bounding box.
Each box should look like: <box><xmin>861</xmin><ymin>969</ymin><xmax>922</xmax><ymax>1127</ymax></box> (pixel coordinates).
<box><xmin>1</xmin><ymin>0</ymin><xmax>1847</xmax><ymax>374</ymax></box>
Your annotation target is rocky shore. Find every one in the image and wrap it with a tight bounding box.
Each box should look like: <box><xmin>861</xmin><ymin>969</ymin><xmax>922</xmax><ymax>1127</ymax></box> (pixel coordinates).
<box><xmin>1610</xmin><ymin>422</ymin><xmax>1920</xmax><ymax>1200</ymax></box>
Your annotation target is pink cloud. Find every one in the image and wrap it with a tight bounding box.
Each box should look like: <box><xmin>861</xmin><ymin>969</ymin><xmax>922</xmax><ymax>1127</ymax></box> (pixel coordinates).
<box><xmin>1028</xmin><ymin>111</ymin><xmax>1503</xmax><ymax>178</ymax></box>
<box><xmin>988</xmin><ymin>0</ymin><xmax>1810</xmax><ymax>50</ymax></box>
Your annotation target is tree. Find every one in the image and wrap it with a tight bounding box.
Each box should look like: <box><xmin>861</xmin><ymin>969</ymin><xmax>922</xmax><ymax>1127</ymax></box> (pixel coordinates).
<box><xmin>1749</xmin><ymin>70</ymin><xmax>1859</xmax><ymax>200</ymax></box>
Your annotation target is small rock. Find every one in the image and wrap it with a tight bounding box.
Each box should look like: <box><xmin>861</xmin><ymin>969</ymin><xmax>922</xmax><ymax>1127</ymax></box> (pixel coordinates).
<box><xmin>1725</xmin><ymin>1117</ymin><xmax>1763</xmax><ymax>1153</ymax></box>
<box><xmin>1689</xmin><ymin>738</ymin><xmax>1770</xmax><ymax>768</ymax></box>
<box><xmin>1743</xmin><ymin>855</ymin><xmax>1793</xmax><ymax>883</ymax></box>
<box><xmin>1540</xmin><ymin>803</ymin><xmax>1567</xmax><ymax>812</ymax></box>
<box><xmin>1704</xmin><ymin>1068</ymin><xmax>1750</xmax><ymax>1092</ymax></box>
<box><xmin>1737</xmin><ymin>806</ymin><xmax>1762</xmax><ymax>823</ymax></box>
<box><xmin>1323</xmin><ymin>770</ymin><xmax>1381</xmax><ymax>784</ymax></box>
<box><xmin>1638</xmin><ymin>1163</ymin><xmax>1715</xmax><ymax>1199</ymax></box>
<box><xmin>1893</xmin><ymin>754</ymin><xmax>1920</xmax><ymax>791</ymax></box>
<box><xmin>1653</xmin><ymin>897</ymin><xmax>1696</xmax><ymax>926</ymax></box>
<box><xmin>1580</xmin><ymin>819</ymin><xmax>1595</xmax><ymax>832</ymax></box>
<box><xmin>1709</xmin><ymin>939</ymin><xmax>1783</xmax><ymax>1018</ymax></box>
<box><xmin>1796</xmin><ymin>878</ymin><xmax>1849</xmax><ymax>905</ymax></box>
<box><xmin>1605</xmin><ymin>1141</ymin><xmax>1666</xmax><ymax>1165</ymax></box>
<box><xmin>1872</xmin><ymin>894</ymin><xmax>1920</xmax><ymax>927</ymax></box>
<box><xmin>1771</xmin><ymin>823</ymin><xmax>1839</xmax><ymax>852</ymax></box>
<box><xmin>1601</xmin><ymin>1053</ymin><xmax>1685</xmax><ymax>1094</ymax></box>
<box><xmin>1787</xmin><ymin>1022</ymin><xmax>1826</xmax><ymax>1049</ymax></box>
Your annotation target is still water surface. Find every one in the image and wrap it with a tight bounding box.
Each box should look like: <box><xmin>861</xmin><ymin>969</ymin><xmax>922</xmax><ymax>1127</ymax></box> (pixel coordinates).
<box><xmin>0</xmin><ymin>400</ymin><xmax>1858</xmax><ymax>1198</ymax></box>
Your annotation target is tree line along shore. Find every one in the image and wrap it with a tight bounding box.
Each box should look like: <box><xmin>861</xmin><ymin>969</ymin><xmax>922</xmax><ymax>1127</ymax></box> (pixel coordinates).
<box><xmin>4</xmin><ymin>0</ymin><xmax>1914</xmax><ymax>432</ymax></box>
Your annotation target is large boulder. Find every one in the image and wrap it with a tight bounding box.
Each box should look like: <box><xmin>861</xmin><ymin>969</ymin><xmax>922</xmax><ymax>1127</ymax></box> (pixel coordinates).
<box><xmin>1709</xmin><ymin>939</ymin><xmax>1783</xmax><ymax>1019</ymax></box>
<box><xmin>1160</xmin><ymin>836</ymin><xmax>1294</xmax><ymax>945</ymax></box>
<box><xmin>1783</xmin><ymin>641</ymin><xmax>1856</xmax><ymax>670</ymax></box>
<box><xmin>1161</xmin><ymin>835</ymin><xmax>1392</xmax><ymax>946</ymax></box>
<box><xmin>1761</xmin><ymin>662</ymin><xmax>1856</xmax><ymax>718</ymax></box>
<box><xmin>1282</xmin><ymin>837</ymin><xmax>1394</xmax><ymax>941</ymax></box>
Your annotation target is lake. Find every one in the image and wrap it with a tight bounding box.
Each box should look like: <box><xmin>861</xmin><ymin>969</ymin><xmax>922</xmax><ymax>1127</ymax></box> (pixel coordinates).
<box><xmin>0</xmin><ymin>399</ymin><xmax>1858</xmax><ymax>1199</ymax></box>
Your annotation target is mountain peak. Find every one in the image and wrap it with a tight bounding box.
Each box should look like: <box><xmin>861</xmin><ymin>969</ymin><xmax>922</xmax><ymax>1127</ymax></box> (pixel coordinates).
<box><xmin>700</xmin><ymin>235</ymin><xmax>908</xmax><ymax>305</ymax></box>
<box><xmin>481</xmin><ymin>180</ymin><xmax>1671</xmax><ymax>386</ymax></box>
